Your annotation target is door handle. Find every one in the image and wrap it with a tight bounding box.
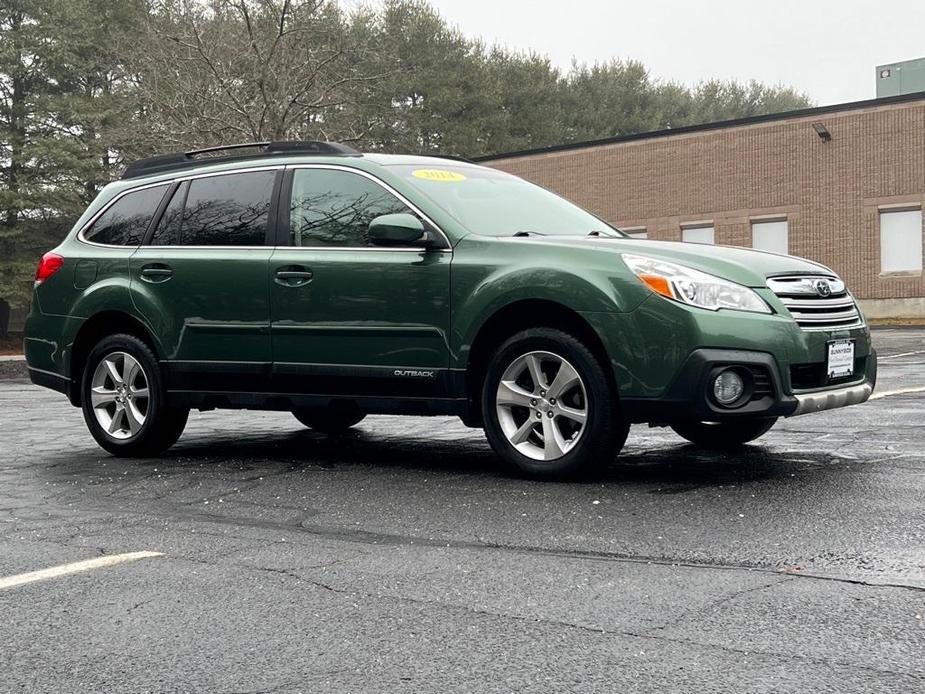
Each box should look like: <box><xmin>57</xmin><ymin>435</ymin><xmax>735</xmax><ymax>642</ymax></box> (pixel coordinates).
<box><xmin>140</xmin><ymin>264</ymin><xmax>173</xmax><ymax>283</ymax></box>
<box><xmin>275</xmin><ymin>266</ymin><xmax>313</xmax><ymax>287</ymax></box>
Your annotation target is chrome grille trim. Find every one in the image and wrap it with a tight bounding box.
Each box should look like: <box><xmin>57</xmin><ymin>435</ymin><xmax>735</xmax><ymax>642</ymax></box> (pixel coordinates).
<box><xmin>767</xmin><ymin>274</ymin><xmax>863</xmax><ymax>331</ymax></box>
<box><xmin>767</xmin><ymin>276</ymin><xmax>846</xmax><ymax>296</ymax></box>
<box><xmin>786</xmin><ymin>311</ymin><xmax>861</xmax><ymax>323</ymax></box>
<box><xmin>779</xmin><ymin>297</ymin><xmax>855</xmax><ymax>310</ymax></box>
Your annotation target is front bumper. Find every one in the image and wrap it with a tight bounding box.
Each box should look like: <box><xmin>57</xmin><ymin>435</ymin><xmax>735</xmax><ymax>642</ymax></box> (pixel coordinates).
<box><xmin>791</xmin><ymin>382</ymin><xmax>873</xmax><ymax>416</ymax></box>
<box><xmin>622</xmin><ymin>347</ymin><xmax>877</xmax><ymax>424</ymax></box>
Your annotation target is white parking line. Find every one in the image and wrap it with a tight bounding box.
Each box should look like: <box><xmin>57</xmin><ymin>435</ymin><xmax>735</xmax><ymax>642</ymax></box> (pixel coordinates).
<box><xmin>878</xmin><ymin>350</ymin><xmax>925</xmax><ymax>360</ymax></box>
<box><xmin>0</xmin><ymin>551</ymin><xmax>164</xmax><ymax>591</ymax></box>
<box><xmin>869</xmin><ymin>387</ymin><xmax>925</xmax><ymax>401</ymax></box>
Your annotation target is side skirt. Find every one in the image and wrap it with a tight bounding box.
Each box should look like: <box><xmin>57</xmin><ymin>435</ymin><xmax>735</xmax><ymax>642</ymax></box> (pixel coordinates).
<box><xmin>162</xmin><ymin>361</ymin><xmax>470</xmax><ymax>416</ymax></box>
<box><xmin>166</xmin><ymin>390</ymin><xmax>468</xmax><ymax>417</ymax></box>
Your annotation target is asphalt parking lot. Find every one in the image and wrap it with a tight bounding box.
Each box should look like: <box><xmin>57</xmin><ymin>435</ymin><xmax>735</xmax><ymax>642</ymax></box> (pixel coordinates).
<box><xmin>1</xmin><ymin>329</ymin><xmax>923</xmax><ymax>693</ymax></box>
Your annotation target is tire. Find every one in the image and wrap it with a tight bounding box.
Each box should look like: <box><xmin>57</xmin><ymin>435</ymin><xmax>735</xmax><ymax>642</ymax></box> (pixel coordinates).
<box><xmin>670</xmin><ymin>417</ymin><xmax>777</xmax><ymax>449</ymax></box>
<box><xmin>481</xmin><ymin>328</ymin><xmax>629</xmax><ymax>480</ymax></box>
<box><xmin>292</xmin><ymin>406</ymin><xmax>366</xmax><ymax>434</ymax></box>
<box><xmin>81</xmin><ymin>334</ymin><xmax>188</xmax><ymax>457</ymax></box>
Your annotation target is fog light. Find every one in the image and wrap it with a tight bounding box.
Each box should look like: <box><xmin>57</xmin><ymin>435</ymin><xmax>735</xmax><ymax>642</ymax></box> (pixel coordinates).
<box><xmin>713</xmin><ymin>370</ymin><xmax>745</xmax><ymax>406</ymax></box>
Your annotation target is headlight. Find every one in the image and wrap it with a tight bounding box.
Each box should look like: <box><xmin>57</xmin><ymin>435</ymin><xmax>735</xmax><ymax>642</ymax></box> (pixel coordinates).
<box><xmin>623</xmin><ymin>254</ymin><xmax>771</xmax><ymax>314</ymax></box>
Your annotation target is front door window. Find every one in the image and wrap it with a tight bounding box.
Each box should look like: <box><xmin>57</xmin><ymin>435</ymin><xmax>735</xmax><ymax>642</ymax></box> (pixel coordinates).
<box><xmin>289</xmin><ymin>169</ymin><xmax>412</xmax><ymax>247</ymax></box>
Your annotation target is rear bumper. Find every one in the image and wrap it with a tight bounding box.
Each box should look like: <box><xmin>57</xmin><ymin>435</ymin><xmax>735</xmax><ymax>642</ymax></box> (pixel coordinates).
<box><xmin>623</xmin><ymin>347</ymin><xmax>877</xmax><ymax>424</ymax></box>
<box><xmin>24</xmin><ymin>307</ymin><xmax>81</xmax><ymax>404</ymax></box>
<box><xmin>27</xmin><ymin>366</ymin><xmax>70</xmax><ymax>396</ymax></box>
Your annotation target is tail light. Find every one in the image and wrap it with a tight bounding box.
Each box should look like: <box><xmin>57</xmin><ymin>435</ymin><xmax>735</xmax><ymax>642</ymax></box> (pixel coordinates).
<box><xmin>35</xmin><ymin>252</ymin><xmax>64</xmax><ymax>285</ymax></box>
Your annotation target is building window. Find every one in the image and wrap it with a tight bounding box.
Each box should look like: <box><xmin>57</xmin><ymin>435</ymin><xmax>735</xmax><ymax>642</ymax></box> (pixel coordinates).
<box><xmin>682</xmin><ymin>224</ymin><xmax>714</xmax><ymax>244</ymax></box>
<box><xmin>752</xmin><ymin>219</ymin><xmax>789</xmax><ymax>255</ymax></box>
<box><xmin>622</xmin><ymin>226</ymin><xmax>647</xmax><ymax>239</ymax></box>
<box><xmin>879</xmin><ymin>208</ymin><xmax>923</xmax><ymax>273</ymax></box>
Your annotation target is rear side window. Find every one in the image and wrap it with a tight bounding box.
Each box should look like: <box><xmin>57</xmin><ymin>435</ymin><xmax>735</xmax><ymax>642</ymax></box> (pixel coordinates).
<box><xmin>150</xmin><ymin>181</ymin><xmax>188</xmax><ymax>246</ymax></box>
<box><xmin>150</xmin><ymin>171</ymin><xmax>275</xmax><ymax>246</ymax></box>
<box><xmin>83</xmin><ymin>184</ymin><xmax>169</xmax><ymax>246</ymax></box>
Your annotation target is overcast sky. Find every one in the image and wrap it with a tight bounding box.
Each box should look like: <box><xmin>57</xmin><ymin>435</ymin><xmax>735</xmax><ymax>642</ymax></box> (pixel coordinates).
<box><xmin>397</xmin><ymin>0</ymin><xmax>924</xmax><ymax>105</ymax></box>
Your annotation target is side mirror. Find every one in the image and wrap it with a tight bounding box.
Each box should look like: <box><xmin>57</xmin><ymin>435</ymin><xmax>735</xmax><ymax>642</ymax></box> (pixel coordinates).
<box><xmin>368</xmin><ymin>213</ymin><xmax>431</xmax><ymax>247</ymax></box>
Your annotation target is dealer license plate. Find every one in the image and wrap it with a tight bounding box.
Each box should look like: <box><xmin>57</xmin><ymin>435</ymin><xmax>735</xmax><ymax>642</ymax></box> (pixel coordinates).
<box><xmin>826</xmin><ymin>339</ymin><xmax>855</xmax><ymax>380</ymax></box>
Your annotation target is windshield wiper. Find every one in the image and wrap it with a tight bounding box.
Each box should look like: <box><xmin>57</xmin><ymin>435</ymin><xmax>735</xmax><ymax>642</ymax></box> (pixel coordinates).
<box><xmin>512</xmin><ymin>230</ymin><xmax>618</xmax><ymax>238</ymax></box>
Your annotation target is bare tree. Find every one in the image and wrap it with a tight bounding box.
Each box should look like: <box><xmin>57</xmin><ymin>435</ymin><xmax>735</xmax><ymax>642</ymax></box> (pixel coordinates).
<box><xmin>118</xmin><ymin>0</ymin><xmax>387</xmax><ymax>154</ymax></box>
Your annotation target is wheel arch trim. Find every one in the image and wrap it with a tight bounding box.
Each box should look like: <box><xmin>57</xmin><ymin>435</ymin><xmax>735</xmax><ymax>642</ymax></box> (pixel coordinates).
<box><xmin>67</xmin><ymin>310</ymin><xmax>165</xmax><ymax>406</ymax></box>
<box><xmin>459</xmin><ymin>298</ymin><xmax>619</xmax><ymax>424</ymax></box>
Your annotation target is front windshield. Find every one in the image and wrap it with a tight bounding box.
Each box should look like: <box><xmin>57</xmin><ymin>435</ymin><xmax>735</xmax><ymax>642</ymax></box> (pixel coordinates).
<box><xmin>392</xmin><ymin>164</ymin><xmax>623</xmax><ymax>237</ymax></box>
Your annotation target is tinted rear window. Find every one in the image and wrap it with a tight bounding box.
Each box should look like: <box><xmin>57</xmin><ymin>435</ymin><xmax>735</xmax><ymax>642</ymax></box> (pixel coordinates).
<box><xmin>149</xmin><ymin>182</ymin><xmax>188</xmax><ymax>246</ymax></box>
<box><xmin>149</xmin><ymin>171</ymin><xmax>275</xmax><ymax>246</ymax></box>
<box><xmin>83</xmin><ymin>185</ymin><xmax>169</xmax><ymax>246</ymax></box>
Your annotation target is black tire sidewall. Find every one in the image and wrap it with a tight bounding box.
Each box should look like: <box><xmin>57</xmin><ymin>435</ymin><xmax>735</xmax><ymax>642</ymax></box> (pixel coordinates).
<box><xmin>481</xmin><ymin>328</ymin><xmax>624</xmax><ymax>478</ymax></box>
<box><xmin>81</xmin><ymin>334</ymin><xmax>171</xmax><ymax>455</ymax></box>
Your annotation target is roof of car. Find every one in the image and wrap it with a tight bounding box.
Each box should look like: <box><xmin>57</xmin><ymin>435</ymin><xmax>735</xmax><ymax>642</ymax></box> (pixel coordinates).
<box><xmin>363</xmin><ymin>153</ymin><xmax>479</xmax><ymax>167</ymax></box>
<box><xmin>120</xmin><ymin>141</ymin><xmax>479</xmax><ymax>181</ymax></box>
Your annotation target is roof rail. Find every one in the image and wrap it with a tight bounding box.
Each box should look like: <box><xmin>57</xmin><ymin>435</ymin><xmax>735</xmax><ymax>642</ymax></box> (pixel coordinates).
<box><xmin>121</xmin><ymin>140</ymin><xmax>361</xmax><ymax>180</ymax></box>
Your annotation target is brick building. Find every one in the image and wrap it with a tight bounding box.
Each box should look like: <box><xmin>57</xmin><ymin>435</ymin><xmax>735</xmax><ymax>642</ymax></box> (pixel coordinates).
<box><xmin>480</xmin><ymin>92</ymin><xmax>925</xmax><ymax>319</ymax></box>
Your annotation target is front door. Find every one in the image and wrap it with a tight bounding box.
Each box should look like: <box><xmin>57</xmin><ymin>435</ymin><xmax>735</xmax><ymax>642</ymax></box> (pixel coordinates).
<box><xmin>269</xmin><ymin>166</ymin><xmax>452</xmax><ymax>398</ymax></box>
<box><xmin>130</xmin><ymin>168</ymin><xmax>279</xmax><ymax>391</ymax></box>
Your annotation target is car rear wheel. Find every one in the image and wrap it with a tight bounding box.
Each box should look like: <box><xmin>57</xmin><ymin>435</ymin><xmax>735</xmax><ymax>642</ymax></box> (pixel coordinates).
<box><xmin>481</xmin><ymin>328</ymin><xmax>629</xmax><ymax>479</ymax></box>
<box><xmin>81</xmin><ymin>334</ymin><xmax>188</xmax><ymax>457</ymax></box>
<box><xmin>292</xmin><ymin>406</ymin><xmax>366</xmax><ymax>434</ymax></box>
<box><xmin>670</xmin><ymin>417</ymin><xmax>777</xmax><ymax>449</ymax></box>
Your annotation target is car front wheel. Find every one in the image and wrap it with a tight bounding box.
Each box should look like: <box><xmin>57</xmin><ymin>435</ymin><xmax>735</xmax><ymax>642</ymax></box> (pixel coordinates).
<box><xmin>81</xmin><ymin>334</ymin><xmax>188</xmax><ymax>457</ymax></box>
<box><xmin>670</xmin><ymin>417</ymin><xmax>777</xmax><ymax>449</ymax></box>
<box><xmin>481</xmin><ymin>328</ymin><xmax>629</xmax><ymax>479</ymax></box>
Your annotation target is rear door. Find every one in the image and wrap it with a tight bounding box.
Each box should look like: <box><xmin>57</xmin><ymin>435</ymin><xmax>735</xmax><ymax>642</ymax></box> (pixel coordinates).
<box><xmin>130</xmin><ymin>168</ymin><xmax>280</xmax><ymax>392</ymax></box>
<box><xmin>268</xmin><ymin>165</ymin><xmax>452</xmax><ymax>398</ymax></box>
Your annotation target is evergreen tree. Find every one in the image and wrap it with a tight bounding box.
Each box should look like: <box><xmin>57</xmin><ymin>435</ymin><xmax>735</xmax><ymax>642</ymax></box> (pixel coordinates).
<box><xmin>0</xmin><ymin>0</ymin><xmax>54</xmax><ymax>307</ymax></box>
<box><xmin>0</xmin><ymin>0</ymin><xmax>142</xmax><ymax>307</ymax></box>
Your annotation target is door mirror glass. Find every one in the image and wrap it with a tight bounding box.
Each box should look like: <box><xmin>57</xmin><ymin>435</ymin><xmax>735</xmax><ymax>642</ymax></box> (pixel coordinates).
<box><xmin>368</xmin><ymin>213</ymin><xmax>428</xmax><ymax>247</ymax></box>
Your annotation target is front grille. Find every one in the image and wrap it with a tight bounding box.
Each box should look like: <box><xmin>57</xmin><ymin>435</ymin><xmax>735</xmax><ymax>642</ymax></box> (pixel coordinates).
<box><xmin>767</xmin><ymin>275</ymin><xmax>863</xmax><ymax>330</ymax></box>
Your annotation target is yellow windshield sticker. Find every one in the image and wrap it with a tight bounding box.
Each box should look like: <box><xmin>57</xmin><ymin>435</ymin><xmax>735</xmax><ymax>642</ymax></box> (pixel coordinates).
<box><xmin>412</xmin><ymin>169</ymin><xmax>466</xmax><ymax>182</ymax></box>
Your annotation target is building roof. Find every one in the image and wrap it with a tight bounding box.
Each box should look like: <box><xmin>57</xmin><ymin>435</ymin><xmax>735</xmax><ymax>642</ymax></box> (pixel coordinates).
<box><xmin>475</xmin><ymin>91</ymin><xmax>925</xmax><ymax>162</ymax></box>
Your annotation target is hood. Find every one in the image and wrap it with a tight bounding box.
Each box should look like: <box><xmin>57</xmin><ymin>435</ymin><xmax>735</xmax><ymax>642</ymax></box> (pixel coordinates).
<box><xmin>522</xmin><ymin>236</ymin><xmax>834</xmax><ymax>288</ymax></box>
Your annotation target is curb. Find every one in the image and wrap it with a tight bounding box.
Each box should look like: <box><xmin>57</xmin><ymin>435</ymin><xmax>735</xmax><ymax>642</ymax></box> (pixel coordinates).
<box><xmin>0</xmin><ymin>356</ymin><xmax>28</xmax><ymax>380</ymax></box>
<box><xmin>869</xmin><ymin>323</ymin><xmax>925</xmax><ymax>330</ymax></box>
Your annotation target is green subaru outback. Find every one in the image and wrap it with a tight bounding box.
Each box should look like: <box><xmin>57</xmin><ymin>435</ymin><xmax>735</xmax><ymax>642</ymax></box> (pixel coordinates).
<box><xmin>25</xmin><ymin>141</ymin><xmax>876</xmax><ymax>478</ymax></box>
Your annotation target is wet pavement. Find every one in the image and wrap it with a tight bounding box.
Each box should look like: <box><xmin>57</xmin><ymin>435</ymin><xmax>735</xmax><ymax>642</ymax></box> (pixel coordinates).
<box><xmin>0</xmin><ymin>328</ymin><xmax>923</xmax><ymax>692</ymax></box>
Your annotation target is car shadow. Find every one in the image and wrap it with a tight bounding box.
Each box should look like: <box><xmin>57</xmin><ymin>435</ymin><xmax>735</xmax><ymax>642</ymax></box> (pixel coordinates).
<box><xmin>149</xmin><ymin>422</ymin><xmax>817</xmax><ymax>489</ymax></box>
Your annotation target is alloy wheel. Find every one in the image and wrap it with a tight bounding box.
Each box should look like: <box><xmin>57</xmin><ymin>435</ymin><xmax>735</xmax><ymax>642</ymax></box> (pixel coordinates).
<box><xmin>90</xmin><ymin>352</ymin><xmax>150</xmax><ymax>440</ymax></box>
<box><xmin>495</xmin><ymin>350</ymin><xmax>588</xmax><ymax>461</ymax></box>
